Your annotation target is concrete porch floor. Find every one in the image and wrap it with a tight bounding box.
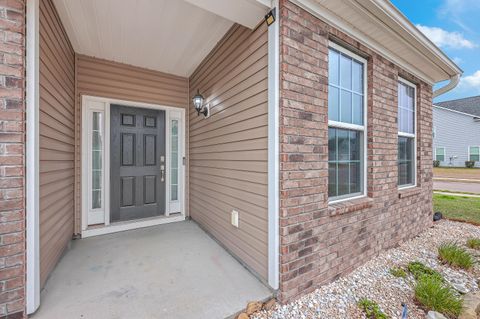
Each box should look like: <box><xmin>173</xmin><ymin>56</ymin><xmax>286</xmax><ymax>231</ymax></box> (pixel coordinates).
<box><xmin>32</xmin><ymin>220</ymin><xmax>272</xmax><ymax>319</ymax></box>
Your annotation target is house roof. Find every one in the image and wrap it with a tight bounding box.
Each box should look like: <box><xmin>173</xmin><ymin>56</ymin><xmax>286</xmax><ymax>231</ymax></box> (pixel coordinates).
<box><xmin>435</xmin><ymin>96</ymin><xmax>480</xmax><ymax>118</ymax></box>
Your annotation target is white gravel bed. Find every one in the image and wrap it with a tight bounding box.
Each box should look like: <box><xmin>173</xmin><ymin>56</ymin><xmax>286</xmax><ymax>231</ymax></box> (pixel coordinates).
<box><xmin>254</xmin><ymin>220</ymin><xmax>480</xmax><ymax>319</ymax></box>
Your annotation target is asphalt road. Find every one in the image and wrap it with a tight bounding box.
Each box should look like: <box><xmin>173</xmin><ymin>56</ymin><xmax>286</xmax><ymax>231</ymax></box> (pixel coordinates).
<box><xmin>433</xmin><ymin>181</ymin><xmax>480</xmax><ymax>194</ymax></box>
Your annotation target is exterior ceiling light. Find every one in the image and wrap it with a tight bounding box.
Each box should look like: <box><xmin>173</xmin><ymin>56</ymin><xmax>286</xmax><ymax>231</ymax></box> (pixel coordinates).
<box><xmin>192</xmin><ymin>89</ymin><xmax>209</xmax><ymax>118</ymax></box>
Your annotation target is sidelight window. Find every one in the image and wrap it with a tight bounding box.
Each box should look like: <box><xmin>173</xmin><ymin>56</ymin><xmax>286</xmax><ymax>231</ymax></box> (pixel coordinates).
<box><xmin>92</xmin><ymin>111</ymin><xmax>103</xmax><ymax>209</ymax></box>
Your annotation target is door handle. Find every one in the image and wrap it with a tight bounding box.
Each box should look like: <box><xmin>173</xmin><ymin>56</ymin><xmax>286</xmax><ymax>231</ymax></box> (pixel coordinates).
<box><xmin>161</xmin><ymin>165</ymin><xmax>165</xmax><ymax>182</ymax></box>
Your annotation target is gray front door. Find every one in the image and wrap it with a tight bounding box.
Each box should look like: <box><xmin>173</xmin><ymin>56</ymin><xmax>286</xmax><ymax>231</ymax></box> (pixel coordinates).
<box><xmin>110</xmin><ymin>104</ymin><xmax>166</xmax><ymax>222</ymax></box>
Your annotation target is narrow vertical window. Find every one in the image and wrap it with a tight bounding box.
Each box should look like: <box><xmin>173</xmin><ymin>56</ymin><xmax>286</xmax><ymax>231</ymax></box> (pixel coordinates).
<box><xmin>170</xmin><ymin>119</ymin><xmax>179</xmax><ymax>201</ymax></box>
<box><xmin>435</xmin><ymin>147</ymin><xmax>445</xmax><ymax>162</ymax></box>
<box><xmin>92</xmin><ymin>112</ymin><xmax>103</xmax><ymax>209</ymax></box>
<box><xmin>398</xmin><ymin>79</ymin><xmax>416</xmax><ymax>187</ymax></box>
<box><xmin>328</xmin><ymin>44</ymin><xmax>366</xmax><ymax>201</ymax></box>
<box><xmin>469</xmin><ymin>146</ymin><xmax>480</xmax><ymax>162</ymax></box>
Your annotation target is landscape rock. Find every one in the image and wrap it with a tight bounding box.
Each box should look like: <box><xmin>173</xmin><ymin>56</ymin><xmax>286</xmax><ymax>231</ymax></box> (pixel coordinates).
<box><xmin>426</xmin><ymin>311</ymin><xmax>448</xmax><ymax>319</ymax></box>
<box><xmin>459</xmin><ymin>292</ymin><xmax>480</xmax><ymax>319</ymax></box>
<box><xmin>263</xmin><ymin>299</ymin><xmax>276</xmax><ymax>311</ymax></box>
<box><xmin>237</xmin><ymin>313</ymin><xmax>249</xmax><ymax>319</ymax></box>
<box><xmin>246</xmin><ymin>301</ymin><xmax>263</xmax><ymax>315</ymax></box>
<box><xmin>253</xmin><ymin>220</ymin><xmax>480</xmax><ymax>319</ymax></box>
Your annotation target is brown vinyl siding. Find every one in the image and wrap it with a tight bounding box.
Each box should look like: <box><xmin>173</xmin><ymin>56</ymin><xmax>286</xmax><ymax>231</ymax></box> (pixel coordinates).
<box><xmin>189</xmin><ymin>23</ymin><xmax>269</xmax><ymax>280</ymax></box>
<box><xmin>74</xmin><ymin>55</ymin><xmax>189</xmax><ymax>233</ymax></box>
<box><xmin>39</xmin><ymin>0</ymin><xmax>75</xmax><ymax>287</ymax></box>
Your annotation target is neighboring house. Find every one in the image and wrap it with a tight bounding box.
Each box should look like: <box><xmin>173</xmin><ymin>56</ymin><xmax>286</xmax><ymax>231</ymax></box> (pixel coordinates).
<box><xmin>433</xmin><ymin>97</ymin><xmax>480</xmax><ymax>167</ymax></box>
<box><xmin>0</xmin><ymin>0</ymin><xmax>461</xmax><ymax>317</ymax></box>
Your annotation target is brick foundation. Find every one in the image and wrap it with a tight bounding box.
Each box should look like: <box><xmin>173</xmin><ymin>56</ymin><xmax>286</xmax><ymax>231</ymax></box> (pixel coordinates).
<box><xmin>278</xmin><ymin>0</ymin><xmax>433</xmax><ymax>302</ymax></box>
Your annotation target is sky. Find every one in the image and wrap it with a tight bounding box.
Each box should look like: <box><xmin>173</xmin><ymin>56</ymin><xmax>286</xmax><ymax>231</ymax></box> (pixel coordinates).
<box><xmin>390</xmin><ymin>0</ymin><xmax>480</xmax><ymax>102</ymax></box>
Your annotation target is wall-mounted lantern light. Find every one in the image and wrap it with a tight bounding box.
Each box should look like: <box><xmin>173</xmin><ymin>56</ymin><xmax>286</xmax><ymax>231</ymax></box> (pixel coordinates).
<box><xmin>192</xmin><ymin>89</ymin><xmax>209</xmax><ymax>118</ymax></box>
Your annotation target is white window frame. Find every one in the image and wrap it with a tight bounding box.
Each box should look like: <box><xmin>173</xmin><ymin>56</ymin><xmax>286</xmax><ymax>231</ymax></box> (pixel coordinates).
<box><xmin>468</xmin><ymin>146</ymin><xmax>480</xmax><ymax>162</ymax></box>
<box><xmin>81</xmin><ymin>95</ymin><xmax>186</xmax><ymax>237</ymax></box>
<box><xmin>398</xmin><ymin>77</ymin><xmax>417</xmax><ymax>189</ymax></box>
<box><xmin>435</xmin><ymin>147</ymin><xmax>446</xmax><ymax>162</ymax></box>
<box><xmin>328</xmin><ymin>42</ymin><xmax>368</xmax><ymax>204</ymax></box>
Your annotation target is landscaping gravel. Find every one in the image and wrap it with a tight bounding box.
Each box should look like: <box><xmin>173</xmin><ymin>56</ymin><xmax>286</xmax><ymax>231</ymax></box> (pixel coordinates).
<box><xmin>253</xmin><ymin>220</ymin><xmax>480</xmax><ymax>319</ymax></box>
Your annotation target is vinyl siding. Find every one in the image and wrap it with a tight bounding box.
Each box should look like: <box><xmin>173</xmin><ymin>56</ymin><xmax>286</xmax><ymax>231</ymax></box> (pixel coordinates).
<box><xmin>39</xmin><ymin>0</ymin><xmax>75</xmax><ymax>287</ymax></box>
<box><xmin>433</xmin><ymin>107</ymin><xmax>480</xmax><ymax>167</ymax></box>
<box><xmin>189</xmin><ymin>23</ymin><xmax>269</xmax><ymax>280</ymax></box>
<box><xmin>74</xmin><ymin>55</ymin><xmax>189</xmax><ymax>233</ymax></box>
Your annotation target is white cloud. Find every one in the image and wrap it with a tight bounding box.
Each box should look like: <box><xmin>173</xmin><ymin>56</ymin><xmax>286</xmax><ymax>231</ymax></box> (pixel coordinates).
<box><xmin>416</xmin><ymin>25</ymin><xmax>477</xmax><ymax>49</ymax></box>
<box><xmin>461</xmin><ymin>71</ymin><xmax>480</xmax><ymax>90</ymax></box>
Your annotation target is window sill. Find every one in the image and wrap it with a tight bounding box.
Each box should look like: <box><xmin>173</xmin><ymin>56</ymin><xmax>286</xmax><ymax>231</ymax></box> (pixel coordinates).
<box><xmin>328</xmin><ymin>197</ymin><xmax>374</xmax><ymax>217</ymax></box>
<box><xmin>398</xmin><ymin>186</ymin><xmax>422</xmax><ymax>199</ymax></box>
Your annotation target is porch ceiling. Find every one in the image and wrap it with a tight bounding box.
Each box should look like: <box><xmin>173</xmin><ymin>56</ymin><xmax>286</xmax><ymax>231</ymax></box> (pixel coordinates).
<box><xmin>52</xmin><ymin>0</ymin><xmax>269</xmax><ymax>77</ymax></box>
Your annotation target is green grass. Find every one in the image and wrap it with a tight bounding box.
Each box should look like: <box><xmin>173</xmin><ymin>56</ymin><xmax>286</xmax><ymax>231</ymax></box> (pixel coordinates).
<box><xmin>433</xmin><ymin>194</ymin><xmax>480</xmax><ymax>225</ymax></box>
<box><xmin>467</xmin><ymin>238</ymin><xmax>480</xmax><ymax>249</ymax></box>
<box><xmin>438</xmin><ymin>242</ymin><xmax>474</xmax><ymax>270</ymax></box>
<box><xmin>407</xmin><ymin>261</ymin><xmax>443</xmax><ymax>281</ymax></box>
<box><xmin>414</xmin><ymin>275</ymin><xmax>463</xmax><ymax>318</ymax></box>
<box><xmin>358</xmin><ymin>298</ymin><xmax>389</xmax><ymax>319</ymax></box>
<box><xmin>389</xmin><ymin>267</ymin><xmax>407</xmax><ymax>278</ymax></box>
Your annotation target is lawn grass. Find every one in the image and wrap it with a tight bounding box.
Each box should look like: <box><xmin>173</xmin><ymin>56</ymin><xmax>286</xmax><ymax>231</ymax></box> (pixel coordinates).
<box><xmin>434</xmin><ymin>167</ymin><xmax>480</xmax><ymax>180</ymax></box>
<box><xmin>433</xmin><ymin>193</ymin><xmax>480</xmax><ymax>225</ymax></box>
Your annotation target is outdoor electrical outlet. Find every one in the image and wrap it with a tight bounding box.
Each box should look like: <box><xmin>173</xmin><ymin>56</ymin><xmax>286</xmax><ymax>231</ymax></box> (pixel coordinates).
<box><xmin>231</xmin><ymin>210</ymin><xmax>239</xmax><ymax>228</ymax></box>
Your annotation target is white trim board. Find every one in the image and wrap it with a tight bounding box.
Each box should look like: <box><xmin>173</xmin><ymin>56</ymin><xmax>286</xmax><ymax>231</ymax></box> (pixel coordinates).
<box><xmin>81</xmin><ymin>95</ymin><xmax>186</xmax><ymax>237</ymax></box>
<box><xmin>267</xmin><ymin>0</ymin><xmax>279</xmax><ymax>291</ymax></box>
<box><xmin>26</xmin><ymin>0</ymin><xmax>40</xmax><ymax>314</ymax></box>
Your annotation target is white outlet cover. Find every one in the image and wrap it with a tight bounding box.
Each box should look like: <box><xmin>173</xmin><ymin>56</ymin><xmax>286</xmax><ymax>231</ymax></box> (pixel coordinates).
<box><xmin>231</xmin><ymin>210</ymin><xmax>239</xmax><ymax>228</ymax></box>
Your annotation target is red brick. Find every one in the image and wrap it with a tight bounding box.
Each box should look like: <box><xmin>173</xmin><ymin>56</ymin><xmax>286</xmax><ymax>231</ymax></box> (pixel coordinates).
<box><xmin>278</xmin><ymin>0</ymin><xmax>433</xmax><ymax>303</ymax></box>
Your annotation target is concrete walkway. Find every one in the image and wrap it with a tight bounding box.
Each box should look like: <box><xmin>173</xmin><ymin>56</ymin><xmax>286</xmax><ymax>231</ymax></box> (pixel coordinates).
<box><xmin>433</xmin><ymin>181</ymin><xmax>480</xmax><ymax>194</ymax></box>
<box><xmin>32</xmin><ymin>221</ymin><xmax>272</xmax><ymax>319</ymax></box>
<box><xmin>434</xmin><ymin>191</ymin><xmax>480</xmax><ymax>198</ymax></box>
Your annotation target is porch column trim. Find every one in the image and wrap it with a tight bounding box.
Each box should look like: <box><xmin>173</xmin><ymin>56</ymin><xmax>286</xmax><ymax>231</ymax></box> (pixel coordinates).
<box><xmin>26</xmin><ymin>0</ymin><xmax>40</xmax><ymax>314</ymax></box>
<box><xmin>267</xmin><ymin>0</ymin><xmax>280</xmax><ymax>290</ymax></box>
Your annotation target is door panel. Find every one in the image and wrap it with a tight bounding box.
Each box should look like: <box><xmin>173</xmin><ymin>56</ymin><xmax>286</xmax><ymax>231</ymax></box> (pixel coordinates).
<box><xmin>110</xmin><ymin>104</ymin><xmax>166</xmax><ymax>222</ymax></box>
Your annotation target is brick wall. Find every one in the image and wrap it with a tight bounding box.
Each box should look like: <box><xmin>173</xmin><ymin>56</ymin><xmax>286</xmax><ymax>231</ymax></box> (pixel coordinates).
<box><xmin>278</xmin><ymin>0</ymin><xmax>433</xmax><ymax>302</ymax></box>
<box><xmin>0</xmin><ymin>0</ymin><xmax>26</xmax><ymax>318</ymax></box>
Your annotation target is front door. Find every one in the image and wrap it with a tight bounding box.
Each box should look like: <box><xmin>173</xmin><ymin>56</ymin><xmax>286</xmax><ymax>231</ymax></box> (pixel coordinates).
<box><xmin>110</xmin><ymin>104</ymin><xmax>166</xmax><ymax>222</ymax></box>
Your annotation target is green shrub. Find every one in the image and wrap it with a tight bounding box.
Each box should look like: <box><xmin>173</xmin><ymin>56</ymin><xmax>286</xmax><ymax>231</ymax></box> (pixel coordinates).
<box><xmin>438</xmin><ymin>242</ymin><xmax>474</xmax><ymax>270</ymax></box>
<box><xmin>467</xmin><ymin>238</ymin><xmax>480</xmax><ymax>249</ymax></box>
<box><xmin>407</xmin><ymin>261</ymin><xmax>443</xmax><ymax>281</ymax></box>
<box><xmin>433</xmin><ymin>160</ymin><xmax>440</xmax><ymax>167</ymax></box>
<box><xmin>389</xmin><ymin>267</ymin><xmax>407</xmax><ymax>278</ymax></box>
<box><xmin>465</xmin><ymin>161</ymin><xmax>476</xmax><ymax>168</ymax></box>
<box><xmin>358</xmin><ymin>298</ymin><xmax>389</xmax><ymax>319</ymax></box>
<box><xmin>414</xmin><ymin>275</ymin><xmax>463</xmax><ymax>318</ymax></box>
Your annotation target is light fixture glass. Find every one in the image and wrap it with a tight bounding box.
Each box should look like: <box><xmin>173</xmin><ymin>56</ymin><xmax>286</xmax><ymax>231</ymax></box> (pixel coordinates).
<box><xmin>192</xmin><ymin>89</ymin><xmax>204</xmax><ymax>112</ymax></box>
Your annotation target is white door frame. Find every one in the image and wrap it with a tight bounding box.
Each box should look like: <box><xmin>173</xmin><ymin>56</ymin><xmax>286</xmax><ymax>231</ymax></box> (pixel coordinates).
<box><xmin>81</xmin><ymin>95</ymin><xmax>186</xmax><ymax>238</ymax></box>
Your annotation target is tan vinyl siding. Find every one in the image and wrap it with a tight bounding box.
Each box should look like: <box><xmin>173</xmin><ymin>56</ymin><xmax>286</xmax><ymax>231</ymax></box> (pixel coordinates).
<box><xmin>74</xmin><ymin>55</ymin><xmax>189</xmax><ymax>233</ymax></box>
<box><xmin>189</xmin><ymin>23</ymin><xmax>269</xmax><ymax>280</ymax></box>
<box><xmin>39</xmin><ymin>0</ymin><xmax>75</xmax><ymax>287</ymax></box>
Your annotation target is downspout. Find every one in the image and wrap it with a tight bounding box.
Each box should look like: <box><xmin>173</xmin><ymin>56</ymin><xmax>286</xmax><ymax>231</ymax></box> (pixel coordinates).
<box><xmin>432</xmin><ymin>74</ymin><xmax>461</xmax><ymax>98</ymax></box>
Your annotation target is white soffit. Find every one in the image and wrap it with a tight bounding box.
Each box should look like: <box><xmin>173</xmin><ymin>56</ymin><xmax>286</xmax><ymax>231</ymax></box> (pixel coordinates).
<box><xmin>52</xmin><ymin>0</ymin><xmax>238</xmax><ymax>77</ymax></box>
<box><xmin>293</xmin><ymin>0</ymin><xmax>462</xmax><ymax>84</ymax></box>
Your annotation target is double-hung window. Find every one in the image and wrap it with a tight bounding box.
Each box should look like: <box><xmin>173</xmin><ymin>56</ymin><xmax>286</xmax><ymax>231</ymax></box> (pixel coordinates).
<box><xmin>328</xmin><ymin>43</ymin><xmax>366</xmax><ymax>201</ymax></box>
<box><xmin>398</xmin><ymin>79</ymin><xmax>416</xmax><ymax>187</ymax></box>
<box><xmin>469</xmin><ymin>146</ymin><xmax>480</xmax><ymax>162</ymax></box>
